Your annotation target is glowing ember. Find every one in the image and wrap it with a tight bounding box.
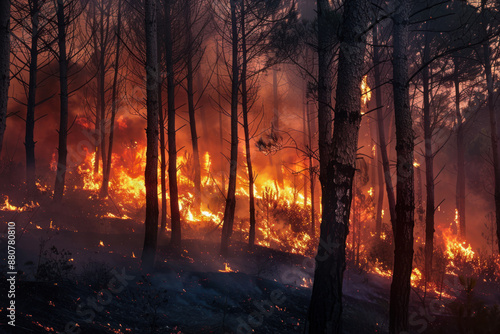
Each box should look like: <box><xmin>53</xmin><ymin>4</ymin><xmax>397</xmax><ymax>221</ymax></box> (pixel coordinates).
<box><xmin>219</xmin><ymin>263</ymin><xmax>237</xmax><ymax>273</ymax></box>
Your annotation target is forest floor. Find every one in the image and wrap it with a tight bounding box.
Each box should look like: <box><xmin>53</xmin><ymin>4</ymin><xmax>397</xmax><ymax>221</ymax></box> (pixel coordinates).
<box><xmin>1</xmin><ymin>201</ymin><xmax>500</xmax><ymax>334</ymax></box>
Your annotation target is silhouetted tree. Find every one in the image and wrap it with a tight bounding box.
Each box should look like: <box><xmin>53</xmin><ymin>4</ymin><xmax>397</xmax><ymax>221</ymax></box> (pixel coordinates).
<box><xmin>141</xmin><ymin>0</ymin><xmax>160</xmax><ymax>270</ymax></box>
<box><xmin>308</xmin><ymin>0</ymin><xmax>369</xmax><ymax>332</ymax></box>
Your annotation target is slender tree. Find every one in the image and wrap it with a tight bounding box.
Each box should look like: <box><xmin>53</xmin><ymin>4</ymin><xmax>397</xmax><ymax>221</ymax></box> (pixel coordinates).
<box><xmin>184</xmin><ymin>0</ymin><xmax>202</xmax><ymax>213</ymax></box>
<box><xmin>308</xmin><ymin>0</ymin><xmax>369</xmax><ymax>332</ymax></box>
<box><xmin>220</xmin><ymin>0</ymin><xmax>239</xmax><ymax>256</ymax></box>
<box><xmin>479</xmin><ymin>2</ymin><xmax>500</xmax><ymax>254</ymax></box>
<box><xmin>0</xmin><ymin>0</ymin><xmax>10</xmax><ymax>158</ymax></box>
<box><xmin>24</xmin><ymin>0</ymin><xmax>42</xmax><ymax>197</ymax></box>
<box><xmin>389</xmin><ymin>0</ymin><xmax>415</xmax><ymax>332</ymax></box>
<box><xmin>164</xmin><ymin>0</ymin><xmax>181</xmax><ymax>248</ymax></box>
<box><xmin>101</xmin><ymin>0</ymin><xmax>123</xmax><ymax>198</ymax></box>
<box><xmin>141</xmin><ymin>0</ymin><xmax>160</xmax><ymax>270</ymax></box>
<box><xmin>373</xmin><ymin>22</ymin><xmax>396</xmax><ymax>234</ymax></box>
<box><xmin>53</xmin><ymin>0</ymin><xmax>70</xmax><ymax>201</ymax></box>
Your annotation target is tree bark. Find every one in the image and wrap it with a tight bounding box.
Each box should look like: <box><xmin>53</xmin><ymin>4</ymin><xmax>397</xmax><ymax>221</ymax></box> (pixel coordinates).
<box><xmin>0</xmin><ymin>0</ymin><xmax>10</xmax><ymax>158</ymax></box>
<box><xmin>307</xmin><ymin>101</ymin><xmax>316</xmax><ymax>238</ymax></box>
<box><xmin>302</xmin><ymin>79</ymin><xmax>308</xmax><ymax>207</ymax></box>
<box><xmin>453</xmin><ymin>57</ymin><xmax>466</xmax><ymax>239</ymax></box>
<box><xmin>240</xmin><ymin>2</ymin><xmax>256</xmax><ymax>249</ymax></box>
<box><xmin>389</xmin><ymin>0</ymin><xmax>415</xmax><ymax>332</ymax></box>
<box><xmin>159</xmin><ymin>83</ymin><xmax>167</xmax><ymax>230</ymax></box>
<box><xmin>25</xmin><ymin>0</ymin><xmax>40</xmax><ymax>197</ymax></box>
<box><xmin>158</xmin><ymin>4</ymin><xmax>167</xmax><ymax>231</ymax></box>
<box><xmin>216</xmin><ymin>40</ymin><xmax>226</xmax><ymax>193</ymax></box>
<box><xmin>483</xmin><ymin>39</ymin><xmax>500</xmax><ymax>255</ymax></box>
<box><xmin>422</xmin><ymin>30</ymin><xmax>435</xmax><ymax>282</ymax></box>
<box><xmin>220</xmin><ymin>0</ymin><xmax>239</xmax><ymax>257</ymax></box>
<box><xmin>373</xmin><ymin>23</ymin><xmax>396</xmax><ymax>234</ymax></box>
<box><xmin>308</xmin><ymin>0</ymin><xmax>368</xmax><ymax>332</ymax></box>
<box><xmin>101</xmin><ymin>0</ymin><xmax>122</xmax><ymax>198</ymax></box>
<box><xmin>141</xmin><ymin>0</ymin><xmax>159</xmax><ymax>271</ymax></box>
<box><xmin>272</xmin><ymin>66</ymin><xmax>284</xmax><ymax>188</ymax></box>
<box><xmin>99</xmin><ymin>5</ymin><xmax>107</xmax><ymax>176</ymax></box>
<box><xmin>165</xmin><ymin>0</ymin><xmax>181</xmax><ymax>248</ymax></box>
<box><xmin>185</xmin><ymin>0</ymin><xmax>202</xmax><ymax>213</ymax></box>
<box><xmin>53</xmin><ymin>0</ymin><xmax>69</xmax><ymax>201</ymax></box>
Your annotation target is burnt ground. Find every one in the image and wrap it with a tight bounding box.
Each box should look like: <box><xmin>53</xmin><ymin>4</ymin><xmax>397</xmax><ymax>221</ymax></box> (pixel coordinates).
<box><xmin>0</xmin><ymin>205</ymin><xmax>499</xmax><ymax>334</ymax></box>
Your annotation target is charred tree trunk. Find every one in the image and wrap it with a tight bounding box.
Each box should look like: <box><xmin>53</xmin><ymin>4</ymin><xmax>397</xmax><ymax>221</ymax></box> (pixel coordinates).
<box><xmin>453</xmin><ymin>57</ymin><xmax>466</xmax><ymax>239</ymax></box>
<box><xmin>216</xmin><ymin>41</ymin><xmax>226</xmax><ymax>193</ymax></box>
<box><xmin>308</xmin><ymin>0</ymin><xmax>368</xmax><ymax>332</ymax></box>
<box><xmin>240</xmin><ymin>4</ymin><xmax>256</xmax><ymax>248</ymax></box>
<box><xmin>423</xmin><ymin>31</ymin><xmax>435</xmax><ymax>282</ymax></box>
<box><xmin>0</xmin><ymin>0</ymin><xmax>10</xmax><ymax>157</ymax></box>
<box><xmin>377</xmin><ymin>149</ymin><xmax>384</xmax><ymax>231</ymax></box>
<box><xmin>272</xmin><ymin>67</ymin><xmax>284</xmax><ymax>188</ymax></box>
<box><xmin>25</xmin><ymin>0</ymin><xmax>40</xmax><ymax>197</ymax></box>
<box><xmin>220</xmin><ymin>0</ymin><xmax>239</xmax><ymax>257</ymax></box>
<box><xmin>483</xmin><ymin>40</ymin><xmax>500</xmax><ymax>255</ymax></box>
<box><xmin>389</xmin><ymin>0</ymin><xmax>415</xmax><ymax>332</ymax></box>
<box><xmin>303</xmin><ymin>86</ymin><xmax>308</xmax><ymax>209</ymax></box>
<box><xmin>306</xmin><ymin>97</ymin><xmax>316</xmax><ymax>238</ymax></box>
<box><xmin>99</xmin><ymin>7</ymin><xmax>107</xmax><ymax>176</ymax></box>
<box><xmin>158</xmin><ymin>6</ymin><xmax>167</xmax><ymax>231</ymax></box>
<box><xmin>101</xmin><ymin>0</ymin><xmax>122</xmax><ymax>198</ymax></box>
<box><xmin>53</xmin><ymin>0</ymin><xmax>69</xmax><ymax>201</ymax></box>
<box><xmin>185</xmin><ymin>0</ymin><xmax>202</xmax><ymax>212</ymax></box>
<box><xmin>165</xmin><ymin>0</ymin><xmax>181</xmax><ymax>247</ymax></box>
<box><xmin>373</xmin><ymin>23</ymin><xmax>396</xmax><ymax>234</ymax></box>
<box><xmin>141</xmin><ymin>0</ymin><xmax>159</xmax><ymax>271</ymax></box>
<box><xmin>159</xmin><ymin>85</ymin><xmax>167</xmax><ymax>230</ymax></box>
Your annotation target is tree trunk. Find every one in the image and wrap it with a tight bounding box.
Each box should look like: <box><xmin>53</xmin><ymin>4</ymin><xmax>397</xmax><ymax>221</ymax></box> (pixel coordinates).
<box><xmin>306</xmin><ymin>98</ymin><xmax>316</xmax><ymax>238</ymax></box>
<box><xmin>240</xmin><ymin>3</ymin><xmax>256</xmax><ymax>249</ymax></box>
<box><xmin>422</xmin><ymin>31</ymin><xmax>435</xmax><ymax>282</ymax></box>
<box><xmin>389</xmin><ymin>0</ymin><xmax>415</xmax><ymax>332</ymax></box>
<box><xmin>53</xmin><ymin>0</ymin><xmax>69</xmax><ymax>202</ymax></box>
<box><xmin>101</xmin><ymin>0</ymin><xmax>122</xmax><ymax>198</ymax></box>
<box><xmin>159</xmin><ymin>83</ymin><xmax>167</xmax><ymax>230</ymax></box>
<box><xmin>25</xmin><ymin>0</ymin><xmax>39</xmax><ymax>197</ymax></box>
<box><xmin>272</xmin><ymin>66</ymin><xmax>284</xmax><ymax>188</ymax></box>
<box><xmin>0</xmin><ymin>0</ymin><xmax>10</xmax><ymax>158</ymax></box>
<box><xmin>370</xmin><ymin>116</ymin><xmax>383</xmax><ymax>234</ymax></box>
<box><xmin>373</xmin><ymin>23</ymin><xmax>396</xmax><ymax>234</ymax></box>
<box><xmin>308</xmin><ymin>0</ymin><xmax>368</xmax><ymax>332</ymax></box>
<box><xmin>165</xmin><ymin>0</ymin><xmax>181</xmax><ymax>247</ymax></box>
<box><xmin>220</xmin><ymin>0</ymin><xmax>239</xmax><ymax>257</ymax></box>
<box><xmin>303</xmin><ymin>85</ymin><xmax>308</xmax><ymax>209</ymax></box>
<box><xmin>141</xmin><ymin>0</ymin><xmax>159</xmax><ymax>271</ymax></box>
<box><xmin>483</xmin><ymin>39</ymin><xmax>500</xmax><ymax>255</ymax></box>
<box><xmin>99</xmin><ymin>6</ymin><xmax>107</xmax><ymax>175</ymax></box>
<box><xmin>453</xmin><ymin>57</ymin><xmax>466</xmax><ymax>239</ymax></box>
<box><xmin>185</xmin><ymin>0</ymin><xmax>202</xmax><ymax>213</ymax></box>
<box><xmin>216</xmin><ymin>41</ymin><xmax>226</xmax><ymax>193</ymax></box>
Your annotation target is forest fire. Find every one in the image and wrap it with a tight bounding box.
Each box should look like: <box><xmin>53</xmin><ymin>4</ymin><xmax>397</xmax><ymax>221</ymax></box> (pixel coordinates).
<box><xmin>0</xmin><ymin>197</ymin><xmax>38</xmax><ymax>212</ymax></box>
<box><xmin>2</xmin><ymin>0</ymin><xmax>500</xmax><ymax>333</ymax></box>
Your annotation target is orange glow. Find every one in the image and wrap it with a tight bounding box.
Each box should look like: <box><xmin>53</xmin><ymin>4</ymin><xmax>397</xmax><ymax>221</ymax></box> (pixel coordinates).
<box><xmin>361</xmin><ymin>75</ymin><xmax>372</xmax><ymax>105</ymax></box>
<box><xmin>0</xmin><ymin>197</ymin><xmax>39</xmax><ymax>212</ymax></box>
<box><xmin>219</xmin><ymin>263</ymin><xmax>237</xmax><ymax>273</ymax></box>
